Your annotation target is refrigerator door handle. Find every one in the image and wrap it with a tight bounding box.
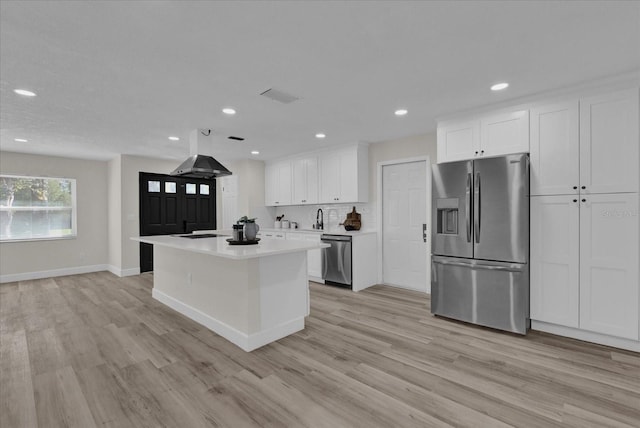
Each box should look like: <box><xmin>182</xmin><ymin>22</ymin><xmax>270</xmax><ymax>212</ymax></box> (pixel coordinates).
<box><xmin>432</xmin><ymin>259</ymin><xmax>524</xmax><ymax>273</ymax></box>
<box><xmin>466</xmin><ymin>173</ymin><xmax>472</xmax><ymax>242</ymax></box>
<box><xmin>474</xmin><ymin>172</ymin><xmax>481</xmax><ymax>243</ymax></box>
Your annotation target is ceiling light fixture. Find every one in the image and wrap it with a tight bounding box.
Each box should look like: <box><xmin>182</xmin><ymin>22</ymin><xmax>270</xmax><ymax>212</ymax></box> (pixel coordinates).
<box><xmin>315</xmin><ymin>133</ymin><xmax>326</xmax><ymax>139</ymax></box>
<box><xmin>491</xmin><ymin>82</ymin><xmax>509</xmax><ymax>91</ymax></box>
<box><xmin>14</xmin><ymin>88</ymin><xmax>37</xmax><ymax>97</ymax></box>
<box><xmin>222</xmin><ymin>108</ymin><xmax>236</xmax><ymax>115</ymax></box>
<box><xmin>251</xmin><ymin>151</ymin><xmax>260</xmax><ymax>155</ymax></box>
<box><xmin>14</xmin><ymin>138</ymin><xmax>28</xmax><ymax>142</ymax></box>
<box><xmin>168</xmin><ymin>136</ymin><xmax>180</xmax><ymax>141</ymax></box>
<box><xmin>394</xmin><ymin>109</ymin><xmax>408</xmax><ymax>116</ymax></box>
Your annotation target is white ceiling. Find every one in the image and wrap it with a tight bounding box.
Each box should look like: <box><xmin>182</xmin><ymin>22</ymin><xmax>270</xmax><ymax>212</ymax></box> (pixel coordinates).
<box><xmin>1</xmin><ymin>1</ymin><xmax>639</xmax><ymax>163</ymax></box>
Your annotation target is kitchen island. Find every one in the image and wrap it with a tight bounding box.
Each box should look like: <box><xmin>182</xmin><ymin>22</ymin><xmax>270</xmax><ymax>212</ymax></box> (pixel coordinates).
<box><xmin>132</xmin><ymin>233</ymin><xmax>329</xmax><ymax>351</ymax></box>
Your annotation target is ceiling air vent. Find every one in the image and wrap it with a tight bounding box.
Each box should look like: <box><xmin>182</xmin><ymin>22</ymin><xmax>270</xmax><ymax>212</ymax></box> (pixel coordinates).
<box><xmin>260</xmin><ymin>88</ymin><xmax>299</xmax><ymax>104</ymax></box>
<box><xmin>228</xmin><ymin>136</ymin><xmax>245</xmax><ymax>141</ymax></box>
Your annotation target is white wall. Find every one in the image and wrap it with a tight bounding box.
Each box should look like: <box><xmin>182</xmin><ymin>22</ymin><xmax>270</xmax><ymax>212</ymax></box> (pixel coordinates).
<box><xmin>0</xmin><ymin>151</ymin><xmax>109</xmax><ymax>281</ymax></box>
<box><xmin>107</xmin><ymin>156</ymin><xmax>122</xmax><ymax>270</ymax></box>
<box><xmin>217</xmin><ymin>159</ymin><xmax>274</xmax><ymax>229</ymax></box>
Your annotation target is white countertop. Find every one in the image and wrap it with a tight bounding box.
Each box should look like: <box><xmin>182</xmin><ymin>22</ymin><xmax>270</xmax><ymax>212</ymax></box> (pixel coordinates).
<box><xmin>132</xmin><ymin>233</ymin><xmax>329</xmax><ymax>260</ymax></box>
<box><xmin>259</xmin><ymin>228</ymin><xmax>377</xmax><ymax>237</ymax></box>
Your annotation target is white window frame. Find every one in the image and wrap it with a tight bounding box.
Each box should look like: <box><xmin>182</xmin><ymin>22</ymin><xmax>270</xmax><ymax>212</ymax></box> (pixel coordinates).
<box><xmin>0</xmin><ymin>174</ymin><xmax>78</xmax><ymax>242</ymax></box>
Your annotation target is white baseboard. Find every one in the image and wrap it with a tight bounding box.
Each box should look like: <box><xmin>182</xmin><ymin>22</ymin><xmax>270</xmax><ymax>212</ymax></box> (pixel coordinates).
<box><xmin>107</xmin><ymin>265</ymin><xmax>141</xmax><ymax>277</ymax></box>
<box><xmin>0</xmin><ymin>264</ymin><xmax>109</xmax><ymax>284</ymax></box>
<box><xmin>532</xmin><ymin>321</ymin><xmax>640</xmax><ymax>352</ymax></box>
<box><xmin>152</xmin><ymin>288</ymin><xmax>304</xmax><ymax>352</ymax></box>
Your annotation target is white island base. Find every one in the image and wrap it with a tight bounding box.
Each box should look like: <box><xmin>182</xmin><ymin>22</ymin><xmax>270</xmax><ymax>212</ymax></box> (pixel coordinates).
<box><xmin>151</xmin><ymin>245</ymin><xmax>308</xmax><ymax>352</ymax></box>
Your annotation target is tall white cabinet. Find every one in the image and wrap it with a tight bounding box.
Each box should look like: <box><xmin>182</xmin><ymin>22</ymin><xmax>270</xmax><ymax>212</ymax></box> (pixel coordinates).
<box><xmin>530</xmin><ymin>87</ymin><xmax>640</xmax><ymax>345</ymax></box>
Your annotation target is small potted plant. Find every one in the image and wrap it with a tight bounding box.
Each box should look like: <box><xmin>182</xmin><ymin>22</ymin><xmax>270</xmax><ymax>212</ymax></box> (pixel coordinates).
<box><xmin>237</xmin><ymin>216</ymin><xmax>259</xmax><ymax>241</ymax></box>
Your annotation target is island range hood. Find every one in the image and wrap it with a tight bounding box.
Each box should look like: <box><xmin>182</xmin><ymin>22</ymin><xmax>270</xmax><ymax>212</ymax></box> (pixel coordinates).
<box><xmin>170</xmin><ymin>129</ymin><xmax>232</xmax><ymax>179</ymax></box>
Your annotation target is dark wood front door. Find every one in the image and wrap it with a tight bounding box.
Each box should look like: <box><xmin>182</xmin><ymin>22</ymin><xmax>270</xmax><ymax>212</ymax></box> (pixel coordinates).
<box><xmin>139</xmin><ymin>172</ymin><xmax>216</xmax><ymax>273</ymax></box>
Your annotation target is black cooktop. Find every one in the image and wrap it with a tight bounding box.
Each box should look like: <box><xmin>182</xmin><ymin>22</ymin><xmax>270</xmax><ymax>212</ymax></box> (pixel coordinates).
<box><xmin>177</xmin><ymin>233</ymin><xmax>228</xmax><ymax>239</ymax></box>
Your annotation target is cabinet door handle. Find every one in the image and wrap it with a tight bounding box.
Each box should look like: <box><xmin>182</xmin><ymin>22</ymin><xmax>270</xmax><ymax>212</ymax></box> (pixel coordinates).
<box><xmin>581</xmin><ymin>186</ymin><xmax>586</xmax><ymax>190</ymax></box>
<box><xmin>573</xmin><ymin>186</ymin><xmax>578</xmax><ymax>190</ymax></box>
<box><xmin>582</xmin><ymin>199</ymin><xmax>586</xmax><ymax>202</ymax></box>
<box><xmin>573</xmin><ymin>199</ymin><xmax>577</xmax><ymax>203</ymax></box>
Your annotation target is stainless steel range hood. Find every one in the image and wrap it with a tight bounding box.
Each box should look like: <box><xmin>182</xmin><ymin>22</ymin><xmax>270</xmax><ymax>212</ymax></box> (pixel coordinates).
<box><xmin>170</xmin><ymin>129</ymin><xmax>231</xmax><ymax>179</ymax></box>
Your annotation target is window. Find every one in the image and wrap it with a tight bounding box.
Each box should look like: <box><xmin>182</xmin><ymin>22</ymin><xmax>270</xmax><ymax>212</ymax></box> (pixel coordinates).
<box><xmin>0</xmin><ymin>175</ymin><xmax>77</xmax><ymax>241</ymax></box>
<box><xmin>200</xmin><ymin>184</ymin><xmax>209</xmax><ymax>195</ymax></box>
<box><xmin>165</xmin><ymin>182</ymin><xmax>176</xmax><ymax>193</ymax></box>
<box><xmin>186</xmin><ymin>183</ymin><xmax>196</xmax><ymax>194</ymax></box>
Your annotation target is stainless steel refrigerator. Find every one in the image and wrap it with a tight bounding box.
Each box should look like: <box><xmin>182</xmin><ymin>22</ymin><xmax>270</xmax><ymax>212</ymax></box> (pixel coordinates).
<box><xmin>431</xmin><ymin>153</ymin><xmax>530</xmax><ymax>334</ymax></box>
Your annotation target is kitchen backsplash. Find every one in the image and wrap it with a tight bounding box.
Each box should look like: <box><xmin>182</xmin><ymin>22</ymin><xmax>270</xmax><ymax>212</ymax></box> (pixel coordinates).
<box><xmin>269</xmin><ymin>203</ymin><xmax>375</xmax><ymax>232</ymax></box>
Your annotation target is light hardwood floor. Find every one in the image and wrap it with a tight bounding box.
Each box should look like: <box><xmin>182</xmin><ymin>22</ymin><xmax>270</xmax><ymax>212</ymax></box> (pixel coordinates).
<box><xmin>1</xmin><ymin>271</ymin><xmax>639</xmax><ymax>427</ymax></box>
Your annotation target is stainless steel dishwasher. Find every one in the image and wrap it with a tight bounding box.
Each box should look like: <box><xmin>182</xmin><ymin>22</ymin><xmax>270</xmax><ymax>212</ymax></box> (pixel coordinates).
<box><xmin>321</xmin><ymin>234</ymin><xmax>352</xmax><ymax>288</ymax></box>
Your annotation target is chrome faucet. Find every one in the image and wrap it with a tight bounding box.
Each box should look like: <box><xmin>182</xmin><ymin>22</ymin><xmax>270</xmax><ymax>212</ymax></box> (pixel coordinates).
<box><xmin>316</xmin><ymin>208</ymin><xmax>324</xmax><ymax>230</ymax></box>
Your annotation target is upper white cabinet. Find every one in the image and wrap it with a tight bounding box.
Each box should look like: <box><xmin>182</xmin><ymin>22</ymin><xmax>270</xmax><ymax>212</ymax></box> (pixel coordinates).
<box><xmin>265</xmin><ymin>144</ymin><xmax>368</xmax><ymax>207</ymax></box>
<box><xmin>530</xmin><ymin>89</ymin><xmax>639</xmax><ymax>196</ymax></box>
<box><xmin>580</xmin><ymin>89</ymin><xmax>639</xmax><ymax>194</ymax></box>
<box><xmin>292</xmin><ymin>156</ymin><xmax>318</xmax><ymax>205</ymax></box>
<box><xmin>264</xmin><ymin>161</ymin><xmax>292</xmax><ymax>206</ymax></box>
<box><xmin>436</xmin><ymin>120</ymin><xmax>480</xmax><ymax>163</ymax></box>
<box><xmin>319</xmin><ymin>145</ymin><xmax>368</xmax><ymax>204</ymax></box>
<box><xmin>530</xmin><ymin>101</ymin><xmax>580</xmax><ymax>195</ymax></box>
<box><xmin>437</xmin><ymin>109</ymin><xmax>529</xmax><ymax>163</ymax></box>
<box><xmin>480</xmin><ymin>110</ymin><xmax>530</xmax><ymax>157</ymax></box>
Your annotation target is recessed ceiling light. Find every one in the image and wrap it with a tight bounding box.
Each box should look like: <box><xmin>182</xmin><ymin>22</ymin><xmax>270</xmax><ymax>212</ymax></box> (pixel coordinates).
<box><xmin>14</xmin><ymin>138</ymin><xmax>28</xmax><ymax>142</ymax></box>
<box><xmin>251</xmin><ymin>151</ymin><xmax>260</xmax><ymax>155</ymax></box>
<box><xmin>168</xmin><ymin>136</ymin><xmax>180</xmax><ymax>141</ymax></box>
<box><xmin>222</xmin><ymin>108</ymin><xmax>236</xmax><ymax>115</ymax></box>
<box><xmin>491</xmin><ymin>82</ymin><xmax>509</xmax><ymax>91</ymax></box>
<box><xmin>14</xmin><ymin>88</ymin><xmax>37</xmax><ymax>97</ymax></box>
<box><xmin>394</xmin><ymin>109</ymin><xmax>408</xmax><ymax>116</ymax></box>
<box><xmin>315</xmin><ymin>133</ymin><xmax>326</xmax><ymax>139</ymax></box>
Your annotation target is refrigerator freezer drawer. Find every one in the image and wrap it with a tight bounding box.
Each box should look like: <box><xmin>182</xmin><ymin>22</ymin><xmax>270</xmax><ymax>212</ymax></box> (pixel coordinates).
<box><xmin>431</xmin><ymin>256</ymin><xmax>530</xmax><ymax>334</ymax></box>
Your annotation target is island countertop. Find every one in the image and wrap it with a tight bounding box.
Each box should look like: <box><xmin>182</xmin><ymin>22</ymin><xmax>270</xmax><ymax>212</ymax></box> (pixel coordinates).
<box><xmin>132</xmin><ymin>233</ymin><xmax>329</xmax><ymax>260</ymax></box>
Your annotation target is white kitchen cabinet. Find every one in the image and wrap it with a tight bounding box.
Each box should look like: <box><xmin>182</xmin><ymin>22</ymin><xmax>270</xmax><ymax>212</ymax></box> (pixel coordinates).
<box><xmin>480</xmin><ymin>110</ymin><xmax>530</xmax><ymax>157</ymax></box>
<box><xmin>259</xmin><ymin>231</ymin><xmax>286</xmax><ymax>240</ymax></box>
<box><xmin>319</xmin><ymin>145</ymin><xmax>368</xmax><ymax>204</ymax></box>
<box><xmin>530</xmin><ymin>89</ymin><xmax>639</xmax><ymax>196</ymax></box>
<box><xmin>530</xmin><ymin>101</ymin><xmax>580</xmax><ymax>196</ymax></box>
<box><xmin>579</xmin><ymin>88</ymin><xmax>639</xmax><ymax>194</ymax></box>
<box><xmin>437</xmin><ymin>109</ymin><xmax>529</xmax><ymax>163</ymax></box>
<box><xmin>530</xmin><ymin>195</ymin><xmax>580</xmax><ymax>328</ymax></box>
<box><xmin>436</xmin><ymin>120</ymin><xmax>480</xmax><ymax>163</ymax></box>
<box><xmin>579</xmin><ymin>193</ymin><xmax>639</xmax><ymax>340</ymax></box>
<box><xmin>265</xmin><ymin>161</ymin><xmax>292</xmax><ymax>206</ymax></box>
<box><xmin>531</xmin><ymin>193</ymin><xmax>639</xmax><ymax>340</ymax></box>
<box><xmin>291</xmin><ymin>156</ymin><xmax>318</xmax><ymax>205</ymax></box>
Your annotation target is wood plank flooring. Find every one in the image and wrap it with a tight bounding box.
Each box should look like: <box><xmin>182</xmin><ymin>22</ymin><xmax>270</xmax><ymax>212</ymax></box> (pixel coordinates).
<box><xmin>1</xmin><ymin>271</ymin><xmax>639</xmax><ymax>427</ymax></box>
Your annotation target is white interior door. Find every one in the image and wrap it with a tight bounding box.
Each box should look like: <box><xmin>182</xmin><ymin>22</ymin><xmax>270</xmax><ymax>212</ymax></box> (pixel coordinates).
<box><xmin>220</xmin><ymin>175</ymin><xmax>239</xmax><ymax>229</ymax></box>
<box><xmin>382</xmin><ymin>160</ymin><xmax>429</xmax><ymax>292</ymax></box>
